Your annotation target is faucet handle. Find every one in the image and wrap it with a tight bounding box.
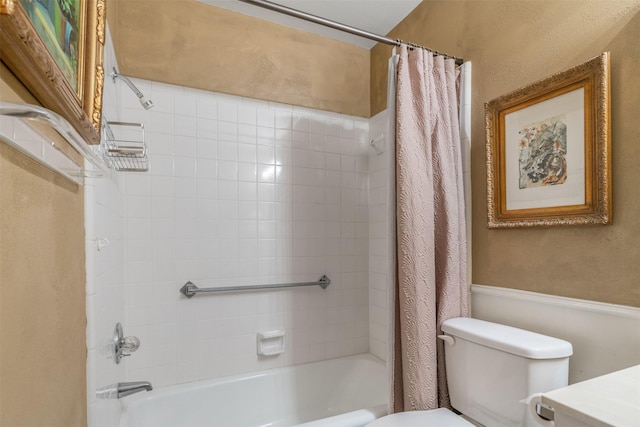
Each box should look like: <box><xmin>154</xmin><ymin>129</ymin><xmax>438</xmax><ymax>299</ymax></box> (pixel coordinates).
<box><xmin>113</xmin><ymin>323</ymin><xmax>141</xmax><ymax>364</ymax></box>
<box><xmin>122</xmin><ymin>336</ymin><xmax>140</xmax><ymax>353</ymax></box>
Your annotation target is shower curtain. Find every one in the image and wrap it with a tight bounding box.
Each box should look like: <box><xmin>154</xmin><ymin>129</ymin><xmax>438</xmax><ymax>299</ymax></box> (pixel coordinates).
<box><xmin>391</xmin><ymin>45</ymin><xmax>468</xmax><ymax>412</ymax></box>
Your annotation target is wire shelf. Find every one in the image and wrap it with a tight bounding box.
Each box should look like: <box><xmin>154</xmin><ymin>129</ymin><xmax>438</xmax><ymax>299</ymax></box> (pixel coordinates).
<box><xmin>102</xmin><ymin>121</ymin><xmax>148</xmax><ymax>172</ymax></box>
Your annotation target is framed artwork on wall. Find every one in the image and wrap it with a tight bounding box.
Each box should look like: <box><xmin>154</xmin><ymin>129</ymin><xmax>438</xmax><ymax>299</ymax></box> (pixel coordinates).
<box><xmin>0</xmin><ymin>0</ymin><xmax>106</xmax><ymax>144</ymax></box>
<box><xmin>485</xmin><ymin>52</ymin><xmax>611</xmax><ymax>228</ymax></box>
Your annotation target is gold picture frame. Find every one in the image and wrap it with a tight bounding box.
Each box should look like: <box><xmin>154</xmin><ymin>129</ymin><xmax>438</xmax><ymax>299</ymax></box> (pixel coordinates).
<box><xmin>485</xmin><ymin>52</ymin><xmax>611</xmax><ymax>228</ymax></box>
<box><xmin>0</xmin><ymin>0</ymin><xmax>106</xmax><ymax>144</ymax></box>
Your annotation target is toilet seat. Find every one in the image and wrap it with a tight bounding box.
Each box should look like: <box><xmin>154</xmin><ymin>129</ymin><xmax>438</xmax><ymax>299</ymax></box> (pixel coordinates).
<box><xmin>367</xmin><ymin>408</ymin><xmax>474</xmax><ymax>427</ymax></box>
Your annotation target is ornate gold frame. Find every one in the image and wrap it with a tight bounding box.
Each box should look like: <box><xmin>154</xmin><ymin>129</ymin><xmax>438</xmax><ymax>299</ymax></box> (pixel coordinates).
<box><xmin>0</xmin><ymin>0</ymin><xmax>106</xmax><ymax>144</ymax></box>
<box><xmin>485</xmin><ymin>52</ymin><xmax>611</xmax><ymax>228</ymax></box>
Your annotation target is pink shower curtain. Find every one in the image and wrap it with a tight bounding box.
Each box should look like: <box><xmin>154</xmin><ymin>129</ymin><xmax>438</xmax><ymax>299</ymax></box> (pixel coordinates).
<box><xmin>391</xmin><ymin>45</ymin><xmax>468</xmax><ymax>413</ymax></box>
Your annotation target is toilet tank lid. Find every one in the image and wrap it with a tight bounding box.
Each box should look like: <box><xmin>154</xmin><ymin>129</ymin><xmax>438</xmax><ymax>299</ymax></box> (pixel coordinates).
<box><xmin>441</xmin><ymin>317</ymin><xmax>573</xmax><ymax>359</ymax></box>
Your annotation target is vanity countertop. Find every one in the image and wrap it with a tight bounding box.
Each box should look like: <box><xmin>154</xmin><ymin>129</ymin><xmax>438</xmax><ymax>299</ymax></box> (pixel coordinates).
<box><xmin>541</xmin><ymin>364</ymin><xmax>640</xmax><ymax>426</ymax></box>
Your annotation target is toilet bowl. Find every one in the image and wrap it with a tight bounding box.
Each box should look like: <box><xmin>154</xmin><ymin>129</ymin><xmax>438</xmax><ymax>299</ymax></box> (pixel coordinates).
<box><xmin>367</xmin><ymin>317</ymin><xmax>573</xmax><ymax>427</ymax></box>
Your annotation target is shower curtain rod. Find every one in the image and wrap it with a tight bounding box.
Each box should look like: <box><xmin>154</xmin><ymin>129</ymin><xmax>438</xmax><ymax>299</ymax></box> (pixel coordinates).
<box><xmin>237</xmin><ymin>0</ymin><xmax>464</xmax><ymax>65</ymax></box>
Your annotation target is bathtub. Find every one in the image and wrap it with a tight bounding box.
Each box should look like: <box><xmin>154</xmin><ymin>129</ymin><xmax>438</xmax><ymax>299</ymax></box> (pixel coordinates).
<box><xmin>119</xmin><ymin>353</ymin><xmax>388</xmax><ymax>427</ymax></box>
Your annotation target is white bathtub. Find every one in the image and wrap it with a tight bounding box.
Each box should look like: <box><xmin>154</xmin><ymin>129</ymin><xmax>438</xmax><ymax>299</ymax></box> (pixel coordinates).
<box><xmin>119</xmin><ymin>354</ymin><xmax>388</xmax><ymax>427</ymax></box>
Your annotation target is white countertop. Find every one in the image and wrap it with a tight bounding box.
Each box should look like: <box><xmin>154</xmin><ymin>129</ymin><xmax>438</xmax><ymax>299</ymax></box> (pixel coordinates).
<box><xmin>542</xmin><ymin>364</ymin><xmax>640</xmax><ymax>426</ymax></box>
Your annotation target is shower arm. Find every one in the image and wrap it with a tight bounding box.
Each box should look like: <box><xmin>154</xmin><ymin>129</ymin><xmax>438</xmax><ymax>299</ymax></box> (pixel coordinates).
<box><xmin>111</xmin><ymin>68</ymin><xmax>154</xmax><ymax>110</ymax></box>
<box><xmin>111</xmin><ymin>68</ymin><xmax>143</xmax><ymax>98</ymax></box>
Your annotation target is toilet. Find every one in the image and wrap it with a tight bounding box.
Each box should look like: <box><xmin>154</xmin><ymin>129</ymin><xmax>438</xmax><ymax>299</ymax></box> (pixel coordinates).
<box><xmin>368</xmin><ymin>317</ymin><xmax>573</xmax><ymax>427</ymax></box>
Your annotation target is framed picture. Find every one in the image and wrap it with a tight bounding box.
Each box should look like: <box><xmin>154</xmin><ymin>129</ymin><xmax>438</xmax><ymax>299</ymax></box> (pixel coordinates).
<box><xmin>0</xmin><ymin>0</ymin><xmax>106</xmax><ymax>144</ymax></box>
<box><xmin>485</xmin><ymin>52</ymin><xmax>611</xmax><ymax>228</ymax></box>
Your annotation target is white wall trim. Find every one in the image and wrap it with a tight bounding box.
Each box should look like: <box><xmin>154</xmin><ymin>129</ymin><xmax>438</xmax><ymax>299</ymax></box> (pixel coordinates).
<box><xmin>471</xmin><ymin>284</ymin><xmax>640</xmax><ymax>320</ymax></box>
<box><xmin>471</xmin><ymin>284</ymin><xmax>640</xmax><ymax>383</ymax></box>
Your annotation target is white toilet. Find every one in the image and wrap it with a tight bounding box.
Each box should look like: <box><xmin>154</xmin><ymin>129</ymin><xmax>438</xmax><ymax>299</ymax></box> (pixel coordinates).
<box><xmin>368</xmin><ymin>317</ymin><xmax>573</xmax><ymax>427</ymax></box>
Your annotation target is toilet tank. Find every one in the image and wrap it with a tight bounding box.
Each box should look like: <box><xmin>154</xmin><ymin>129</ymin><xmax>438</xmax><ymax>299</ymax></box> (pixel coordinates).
<box><xmin>441</xmin><ymin>318</ymin><xmax>572</xmax><ymax>427</ymax></box>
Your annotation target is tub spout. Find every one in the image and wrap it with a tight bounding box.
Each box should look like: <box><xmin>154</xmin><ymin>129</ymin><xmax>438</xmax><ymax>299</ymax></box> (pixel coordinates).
<box><xmin>117</xmin><ymin>381</ymin><xmax>153</xmax><ymax>398</ymax></box>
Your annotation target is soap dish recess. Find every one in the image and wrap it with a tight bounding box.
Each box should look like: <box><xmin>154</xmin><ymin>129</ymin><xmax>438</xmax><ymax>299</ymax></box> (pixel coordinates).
<box><xmin>257</xmin><ymin>330</ymin><xmax>285</xmax><ymax>356</ymax></box>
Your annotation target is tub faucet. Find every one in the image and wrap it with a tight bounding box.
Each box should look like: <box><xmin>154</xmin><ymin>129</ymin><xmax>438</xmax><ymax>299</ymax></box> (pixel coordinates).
<box><xmin>117</xmin><ymin>381</ymin><xmax>153</xmax><ymax>398</ymax></box>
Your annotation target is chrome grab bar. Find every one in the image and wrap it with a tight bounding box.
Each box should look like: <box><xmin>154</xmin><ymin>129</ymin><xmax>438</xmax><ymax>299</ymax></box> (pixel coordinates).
<box><xmin>179</xmin><ymin>275</ymin><xmax>331</xmax><ymax>298</ymax></box>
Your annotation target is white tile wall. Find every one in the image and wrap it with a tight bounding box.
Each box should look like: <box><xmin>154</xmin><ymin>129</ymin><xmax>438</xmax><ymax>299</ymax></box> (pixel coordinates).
<box><xmin>119</xmin><ymin>79</ymin><xmax>372</xmax><ymax>386</ymax></box>
<box><xmin>85</xmin><ymin>174</ymin><xmax>126</xmax><ymax>427</ymax></box>
<box><xmin>460</xmin><ymin>63</ymin><xmax>473</xmax><ymax>287</ymax></box>
<box><xmin>86</xmin><ymin>27</ymin><xmax>127</xmax><ymax>427</ymax></box>
<box><xmin>367</xmin><ymin>110</ymin><xmax>392</xmax><ymax>361</ymax></box>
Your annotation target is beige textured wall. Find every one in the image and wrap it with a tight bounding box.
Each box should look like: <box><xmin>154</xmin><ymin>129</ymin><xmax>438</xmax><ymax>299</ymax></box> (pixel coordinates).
<box><xmin>0</xmin><ymin>65</ymin><xmax>87</xmax><ymax>427</ymax></box>
<box><xmin>108</xmin><ymin>0</ymin><xmax>370</xmax><ymax>117</ymax></box>
<box><xmin>372</xmin><ymin>1</ymin><xmax>640</xmax><ymax>307</ymax></box>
